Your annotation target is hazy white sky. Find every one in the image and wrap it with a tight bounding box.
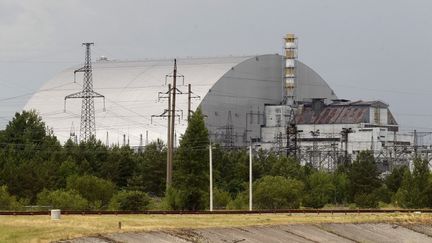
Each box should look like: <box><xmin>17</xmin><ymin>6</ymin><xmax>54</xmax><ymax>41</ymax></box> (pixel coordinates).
<box><xmin>0</xmin><ymin>0</ymin><xmax>431</xmax><ymax>132</ymax></box>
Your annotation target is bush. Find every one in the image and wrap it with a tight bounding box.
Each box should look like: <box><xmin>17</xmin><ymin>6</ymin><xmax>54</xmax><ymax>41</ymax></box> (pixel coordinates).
<box><xmin>213</xmin><ymin>188</ymin><xmax>231</xmax><ymax>209</ymax></box>
<box><xmin>254</xmin><ymin>176</ymin><xmax>304</xmax><ymax>209</ymax></box>
<box><xmin>66</xmin><ymin>175</ymin><xmax>115</xmax><ymax>208</ymax></box>
<box><xmin>164</xmin><ymin>186</ymin><xmax>207</xmax><ymax>211</ymax></box>
<box><xmin>226</xmin><ymin>191</ymin><xmax>248</xmax><ymax>210</ymax></box>
<box><xmin>108</xmin><ymin>190</ymin><xmax>150</xmax><ymax>211</ymax></box>
<box><xmin>303</xmin><ymin>172</ymin><xmax>335</xmax><ymax>208</ymax></box>
<box><xmin>0</xmin><ymin>185</ymin><xmax>22</xmax><ymax>210</ymax></box>
<box><xmin>164</xmin><ymin>186</ymin><xmax>181</xmax><ymax>210</ymax></box>
<box><xmin>354</xmin><ymin>193</ymin><xmax>378</xmax><ymax>208</ymax></box>
<box><xmin>36</xmin><ymin>189</ymin><xmax>88</xmax><ymax>210</ymax></box>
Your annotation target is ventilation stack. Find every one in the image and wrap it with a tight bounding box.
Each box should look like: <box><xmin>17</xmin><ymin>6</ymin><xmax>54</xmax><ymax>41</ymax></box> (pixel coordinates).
<box><xmin>284</xmin><ymin>33</ymin><xmax>297</xmax><ymax>106</ymax></box>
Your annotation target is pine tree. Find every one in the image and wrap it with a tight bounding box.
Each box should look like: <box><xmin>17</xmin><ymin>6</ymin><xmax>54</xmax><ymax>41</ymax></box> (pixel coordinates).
<box><xmin>349</xmin><ymin>151</ymin><xmax>381</xmax><ymax>207</ymax></box>
<box><xmin>171</xmin><ymin>108</ymin><xmax>209</xmax><ymax>210</ymax></box>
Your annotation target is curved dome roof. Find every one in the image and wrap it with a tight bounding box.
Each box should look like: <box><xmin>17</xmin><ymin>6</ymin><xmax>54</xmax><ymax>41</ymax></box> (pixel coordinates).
<box><xmin>24</xmin><ymin>55</ymin><xmax>336</xmax><ymax>145</ymax></box>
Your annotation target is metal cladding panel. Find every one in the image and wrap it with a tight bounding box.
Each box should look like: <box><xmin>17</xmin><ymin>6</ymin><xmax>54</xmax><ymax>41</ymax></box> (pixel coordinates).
<box><xmin>24</xmin><ymin>56</ymin><xmax>251</xmax><ymax>145</ymax></box>
<box><xmin>296</xmin><ymin>105</ymin><xmax>370</xmax><ymax>124</ymax></box>
<box><xmin>295</xmin><ymin>61</ymin><xmax>337</xmax><ymax>103</ymax></box>
<box><xmin>200</xmin><ymin>54</ymin><xmax>283</xmax><ymax>144</ymax></box>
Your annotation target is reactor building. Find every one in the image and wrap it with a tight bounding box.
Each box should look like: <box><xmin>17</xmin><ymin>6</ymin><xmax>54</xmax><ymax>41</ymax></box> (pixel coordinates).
<box><xmin>24</xmin><ymin>34</ymin><xmax>413</xmax><ymax>169</ymax></box>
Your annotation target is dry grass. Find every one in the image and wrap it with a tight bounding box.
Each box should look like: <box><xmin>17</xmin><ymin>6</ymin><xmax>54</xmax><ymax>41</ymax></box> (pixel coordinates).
<box><xmin>1</xmin><ymin>213</ymin><xmax>431</xmax><ymax>242</ymax></box>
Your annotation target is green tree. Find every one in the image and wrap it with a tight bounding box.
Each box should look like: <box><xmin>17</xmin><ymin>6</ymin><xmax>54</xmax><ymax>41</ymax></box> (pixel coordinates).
<box><xmin>385</xmin><ymin>165</ymin><xmax>408</xmax><ymax>193</ymax></box>
<box><xmin>303</xmin><ymin>171</ymin><xmax>335</xmax><ymax>208</ymax></box>
<box><xmin>128</xmin><ymin>139</ymin><xmax>166</xmax><ymax>196</ymax></box>
<box><xmin>0</xmin><ymin>185</ymin><xmax>22</xmax><ymax>210</ymax></box>
<box><xmin>270</xmin><ymin>156</ymin><xmax>304</xmax><ymax>181</ymax></box>
<box><xmin>214</xmin><ymin>149</ymin><xmax>248</xmax><ymax>197</ymax></box>
<box><xmin>332</xmin><ymin>172</ymin><xmax>349</xmax><ymax>204</ymax></box>
<box><xmin>394</xmin><ymin>158</ymin><xmax>430</xmax><ymax>208</ymax></box>
<box><xmin>170</xmin><ymin>108</ymin><xmax>209</xmax><ymax>210</ymax></box>
<box><xmin>254</xmin><ymin>176</ymin><xmax>304</xmax><ymax>209</ymax></box>
<box><xmin>0</xmin><ymin>110</ymin><xmax>55</xmax><ymax>147</ymax></box>
<box><xmin>349</xmin><ymin>151</ymin><xmax>381</xmax><ymax>205</ymax></box>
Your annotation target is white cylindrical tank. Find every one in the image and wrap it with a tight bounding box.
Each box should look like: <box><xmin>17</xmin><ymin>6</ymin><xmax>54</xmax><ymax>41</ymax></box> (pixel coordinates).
<box><xmin>51</xmin><ymin>209</ymin><xmax>61</xmax><ymax>220</ymax></box>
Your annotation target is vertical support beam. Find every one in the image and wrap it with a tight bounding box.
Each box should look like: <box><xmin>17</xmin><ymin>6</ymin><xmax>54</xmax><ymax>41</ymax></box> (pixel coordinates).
<box><xmin>209</xmin><ymin>142</ymin><xmax>213</xmax><ymax>212</ymax></box>
<box><xmin>139</xmin><ymin>134</ymin><xmax>143</xmax><ymax>152</ymax></box>
<box><xmin>414</xmin><ymin>129</ymin><xmax>418</xmax><ymax>159</ymax></box>
<box><xmin>249</xmin><ymin>145</ymin><xmax>253</xmax><ymax>211</ymax></box>
<box><xmin>146</xmin><ymin>130</ymin><xmax>149</xmax><ymax>146</ymax></box>
<box><xmin>105</xmin><ymin>131</ymin><xmax>109</xmax><ymax>147</ymax></box>
<box><xmin>166</xmin><ymin>84</ymin><xmax>172</xmax><ymax>189</ymax></box>
<box><xmin>188</xmin><ymin>84</ymin><xmax>191</xmax><ymax>121</ymax></box>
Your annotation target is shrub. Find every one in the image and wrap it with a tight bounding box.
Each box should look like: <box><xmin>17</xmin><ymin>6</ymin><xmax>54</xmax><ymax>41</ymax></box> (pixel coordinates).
<box><xmin>354</xmin><ymin>193</ymin><xmax>378</xmax><ymax>208</ymax></box>
<box><xmin>0</xmin><ymin>185</ymin><xmax>22</xmax><ymax>210</ymax></box>
<box><xmin>254</xmin><ymin>176</ymin><xmax>304</xmax><ymax>209</ymax></box>
<box><xmin>226</xmin><ymin>191</ymin><xmax>248</xmax><ymax>210</ymax></box>
<box><xmin>66</xmin><ymin>175</ymin><xmax>115</xmax><ymax>207</ymax></box>
<box><xmin>108</xmin><ymin>190</ymin><xmax>151</xmax><ymax>211</ymax></box>
<box><xmin>303</xmin><ymin>172</ymin><xmax>335</xmax><ymax>208</ymax></box>
<box><xmin>36</xmin><ymin>189</ymin><xmax>88</xmax><ymax>210</ymax></box>
<box><xmin>213</xmin><ymin>188</ymin><xmax>231</xmax><ymax>209</ymax></box>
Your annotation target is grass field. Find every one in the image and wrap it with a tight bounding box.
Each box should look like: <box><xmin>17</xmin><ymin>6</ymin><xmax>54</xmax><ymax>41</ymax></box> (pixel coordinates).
<box><xmin>1</xmin><ymin>213</ymin><xmax>432</xmax><ymax>242</ymax></box>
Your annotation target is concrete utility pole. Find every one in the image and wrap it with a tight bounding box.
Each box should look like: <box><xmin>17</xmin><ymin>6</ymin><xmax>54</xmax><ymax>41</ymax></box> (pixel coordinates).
<box><xmin>168</xmin><ymin>59</ymin><xmax>177</xmax><ymax>187</ymax></box>
<box><xmin>188</xmin><ymin>84</ymin><xmax>191</xmax><ymax>121</ymax></box>
<box><xmin>166</xmin><ymin>84</ymin><xmax>172</xmax><ymax>188</ymax></box>
<box><xmin>249</xmin><ymin>145</ymin><xmax>253</xmax><ymax>211</ymax></box>
<box><xmin>209</xmin><ymin>142</ymin><xmax>213</xmax><ymax>211</ymax></box>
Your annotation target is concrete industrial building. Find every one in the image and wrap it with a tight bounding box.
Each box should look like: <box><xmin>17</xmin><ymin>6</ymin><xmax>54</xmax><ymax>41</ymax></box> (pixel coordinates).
<box><xmin>24</xmin><ymin>34</ymin><xmax>415</xmax><ymax>169</ymax></box>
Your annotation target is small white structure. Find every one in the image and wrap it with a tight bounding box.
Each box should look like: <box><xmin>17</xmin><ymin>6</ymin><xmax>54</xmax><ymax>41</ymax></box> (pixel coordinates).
<box><xmin>50</xmin><ymin>209</ymin><xmax>61</xmax><ymax>220</ymax></box>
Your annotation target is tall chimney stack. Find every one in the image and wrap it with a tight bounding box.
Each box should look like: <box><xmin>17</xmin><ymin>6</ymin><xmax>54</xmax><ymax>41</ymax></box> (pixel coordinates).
<box><xmin>283</xmin><ymin>33</ymin><xmax>297</xmax><ymax>106</ymax></box>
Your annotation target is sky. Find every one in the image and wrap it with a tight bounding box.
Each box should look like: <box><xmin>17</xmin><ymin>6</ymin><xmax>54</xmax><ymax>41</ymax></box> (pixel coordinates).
<box><xmin>0</xmin><ymin>0</ymin><xmax>431</xmax><ymax>132</ymax></box>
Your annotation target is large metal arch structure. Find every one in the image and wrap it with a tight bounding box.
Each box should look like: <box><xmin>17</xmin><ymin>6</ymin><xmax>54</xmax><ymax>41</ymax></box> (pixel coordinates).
<box><xmin>24</xmin><ymin>54</ymin><xmax>336</xmax><ymax>146</ymax></box>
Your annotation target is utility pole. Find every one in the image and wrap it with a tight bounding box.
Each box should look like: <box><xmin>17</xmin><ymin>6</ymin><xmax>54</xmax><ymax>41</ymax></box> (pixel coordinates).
<box><xmin>64</xmin><ymin>43</ymin><xmax>105</xmax><ymax>142</ymax></box>
<box><xmin>414</xmin><ymin>129</ymin><xmax>418</xmax><ymax>158</ymax></box>
<box><xmin>249</xmin><ymin>145</ymin><xmax>253</xmax><ymax>211</ymax></box>
<box><xmin>169</xmin><ymin>59</ymin><xmax>178</xmax><ymax>187</ymax></box>
<box><xmin>105</xmin><ymin>131</ymin><xmax>109</xmax><ymax>147</ymax></box>
<box><xmin>139</xmin><ymin>134</ymin><xmax>143</xmax><ymax>153</ymax></box>
<box><xmin>209</xmin><ymin>142</ymin><xmax>213</xmax><ymax>212</ymax></box>
<box><xmin>166</xmin><ymin>84</ymin><xmax>172</xmax><ymax>188</ymax></box>
<box><xmin>187</xmin><ymin>84</ymin><xmax>200</xmax><ymax>122</ymax></box>
<box><xmin>188</xmin><ymin>84</ymin><xmax>191</xmax><ymax>121</ymax></box>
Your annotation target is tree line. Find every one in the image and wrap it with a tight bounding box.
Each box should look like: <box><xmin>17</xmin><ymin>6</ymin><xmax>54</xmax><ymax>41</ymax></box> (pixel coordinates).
<box><xmin>0</xmin><ymin>109</ymin><xmax>430</xmax><ymax>211</ymax></box>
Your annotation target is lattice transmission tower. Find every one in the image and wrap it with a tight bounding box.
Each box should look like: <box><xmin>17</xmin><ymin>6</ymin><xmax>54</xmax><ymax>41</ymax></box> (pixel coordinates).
<box><xmin>64</xmin><ymin>43</ymin><xmax>105</xmax><ymax>142</ymax></box>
